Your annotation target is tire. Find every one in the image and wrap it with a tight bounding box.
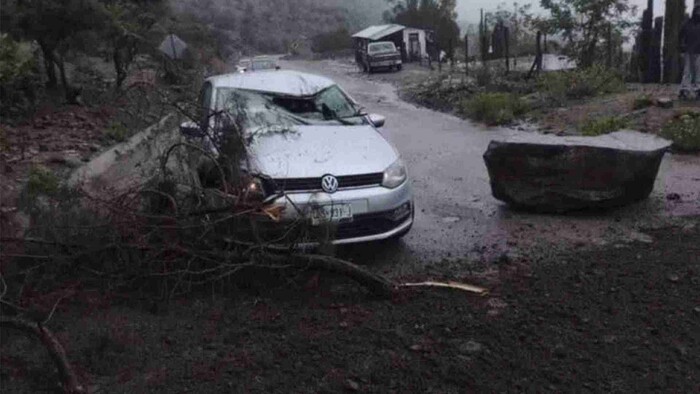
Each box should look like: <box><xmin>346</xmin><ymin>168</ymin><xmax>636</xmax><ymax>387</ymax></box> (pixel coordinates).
<box><xmin>397</xmin><ymin>64</ymin><xmax>403</xmax><ymax>71</ymax></box>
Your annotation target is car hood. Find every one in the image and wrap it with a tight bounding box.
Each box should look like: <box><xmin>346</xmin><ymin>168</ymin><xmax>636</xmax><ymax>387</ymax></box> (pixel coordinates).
<box><xmin>247</xmin><ymin>125</ymin><xmax>398</xmax><ymax>178</ymax></box>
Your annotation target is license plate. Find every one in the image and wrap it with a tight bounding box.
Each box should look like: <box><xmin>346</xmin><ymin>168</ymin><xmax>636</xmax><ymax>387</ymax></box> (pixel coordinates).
<box><xmin>311</xmin><ymin>204</ymin><xmax>353</xmax><ymax>225</ymax></box>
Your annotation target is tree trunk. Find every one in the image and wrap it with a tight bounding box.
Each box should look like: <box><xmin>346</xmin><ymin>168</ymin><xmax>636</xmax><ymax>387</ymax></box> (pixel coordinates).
<box><xmin>114</xmin><ymin>46</ymin><xmax>127</xmax><ymax>89</ymax></box>
<box><xmin>650</xmin><ymin>16</ymin><xmax>664</xmax><ymax>83</ymax></box>
<box><xmin>38</xmin><ymin>41</ymin><xmax>58</xmax><ymax>88</ymax></box>
<box><xmin>663</xmin><ymin>0</ymin><xmax>686</xmax><ymax>83</ymax></box>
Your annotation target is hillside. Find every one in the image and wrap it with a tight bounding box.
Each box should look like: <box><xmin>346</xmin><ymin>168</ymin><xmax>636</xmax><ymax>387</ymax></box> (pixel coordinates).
<box><xmin>169</xmin><ymin>0</ymin><xmax>387</xmax><ymax>58</ymax></box>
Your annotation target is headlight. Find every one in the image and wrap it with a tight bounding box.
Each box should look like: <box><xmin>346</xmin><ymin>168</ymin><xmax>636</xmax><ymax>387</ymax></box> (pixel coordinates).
<box><xmin>242</xmin><ymin>176</ymin><xmax>267</xmax><ymax>202</ymax></box>
<box><xmin>382</xmin><ymin>159</ymin><xmax>407</xmax><ymax>189</ymax></box>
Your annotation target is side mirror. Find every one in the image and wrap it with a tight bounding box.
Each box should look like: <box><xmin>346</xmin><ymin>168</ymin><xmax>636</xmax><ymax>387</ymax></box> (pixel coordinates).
<box><xmin>180</xmin><ymin>121</ymin><xmax>202</xmax><ymax>138</ymax></box>
<box><xmin>368</xmin><ymin>113</ymin><xmax>386</xmax><ymax>128</ymax></box>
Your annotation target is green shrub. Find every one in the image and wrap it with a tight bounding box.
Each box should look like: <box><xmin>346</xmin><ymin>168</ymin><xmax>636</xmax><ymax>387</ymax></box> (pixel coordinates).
<box><xmin>103</xmin><ymin>122</ymin><xmax>129</xmax><ymax>142</ymax></box>
<box><xmin>661</xmin><ymin>112</ymin><xmax>700</xmax><ymax>152</ymax></box>
<box><xmin>632</xmin><ymin>94</ymin><xmax>654</xmax><ymax>110</ymax></box>
<box><xmin>24</xmin><ymin>165</ymin><xmax>60</xmax><ymax>198</ymax></box>
<box><xmin>462</xmin><ymin>92</ymin><xmax>530</xmax><ymax>126</ymax></box>
<box><xmin>580</xmin><ymin>116</ymin><xmax>628</xmax><ymax>136</ymax></box>
<box><xmin>474</xmin><ymin>66</ymin><xmax>493</xmax><ymax>87</ymax></box>
<box><xmin>0</xmin><ymin>34</ymin><xmax>42</xmax><ymax>119</ymax></box>
<box><xmin>539</xmin><ymin>65</ymin><xmax>626</xmax><ymax>105</ymax></box>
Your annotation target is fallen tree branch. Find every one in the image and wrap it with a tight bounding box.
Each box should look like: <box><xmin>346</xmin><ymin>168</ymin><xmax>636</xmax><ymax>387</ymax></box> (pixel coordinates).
<box><xmin>0</xmin><ymin>316</ymin><xmax>85</xmax><ymax>393</ymax></box>
<box><xmin>268</xmin><ymin>253</ymin><xmax>396</xmax><ymax>298</ymax></box>
<box><xmin>400</xmin><ymin>281</ymin><xmax>488</xmax><ymax>296</ymax></box>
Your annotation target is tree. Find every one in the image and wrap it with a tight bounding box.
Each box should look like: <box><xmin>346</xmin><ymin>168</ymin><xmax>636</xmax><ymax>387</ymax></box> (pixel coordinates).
<box><xmin>483</xmin><ymin>2</ymin><xmax>536</xmax><ymax>58</ymax></box>
<box><xmin>539</xmin><ymin>0</ymin><xmax>635</xmax><ymax>67</ymax></box>
<box><xmin>2</xmin><ymin>0</ymin><xmax>106</xmax><ymax>99</ymax></box>
<box><xmin>384</xmin><ymin>0</ymin><xmax>461</xmax><ymax>59</ymax></box>
<box><xmin>99</xmin><ymin>0</ymin><xmax>164</xmax><ymax>88</ymax></box>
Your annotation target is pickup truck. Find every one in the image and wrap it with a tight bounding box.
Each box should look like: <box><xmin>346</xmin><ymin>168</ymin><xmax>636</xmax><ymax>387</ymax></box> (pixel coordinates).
<box><xmin>357</xmin><ymin>41</ymin><xmax>402</xmax><ymax>73</ymax></box>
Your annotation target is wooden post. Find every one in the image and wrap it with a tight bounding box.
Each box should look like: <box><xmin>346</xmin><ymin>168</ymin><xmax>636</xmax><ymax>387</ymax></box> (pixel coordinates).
<box><xmin>606</xmin><ymin>24</ymin><xmax>613</xmax><ymax>68</ymax></box>
<box><xmin>543</xmin><ymin>34</ymin><xmax>548</xmax><ymax>53</ymax></box>
<box><xmin>504</xmin><ymin>27</ymin><xmax>510</xmax><ymax>74</ymax></box>
<box><xmin>536</xmin><ymin>31</ymin><xmax>543</xmax><ymax>72</ymax></box>
<box><xmin>479</xmin><ymin>8</ymin><xmax>484</xmax><ymax>64</ymax></box>
<box><xmin>465</xmin><ymin>34</ymin><xmax>469</xmax><ymax>77</ymax></box>
<box><xmin>527</xmin><ymin>31</ymin><xmax>542</xmax><ymax>79</ymax></box>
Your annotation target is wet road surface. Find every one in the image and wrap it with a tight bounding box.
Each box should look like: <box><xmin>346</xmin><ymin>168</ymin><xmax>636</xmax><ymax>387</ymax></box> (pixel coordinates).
<box><xmin>281</xmin><ymin>59</ymin><xmax>700</xmax><ymax>274</ymax></box>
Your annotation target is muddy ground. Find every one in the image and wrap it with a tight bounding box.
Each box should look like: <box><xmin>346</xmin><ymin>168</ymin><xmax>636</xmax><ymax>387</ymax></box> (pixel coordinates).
<box><xmin>2</xmin><ymin>58</ymin><xmax>700</xmax><ymax>392</ymax></box>
<box><xmin>2</xmin><ymin>223</ymin><xmax>699</xmax><ymax>393</ymax></box>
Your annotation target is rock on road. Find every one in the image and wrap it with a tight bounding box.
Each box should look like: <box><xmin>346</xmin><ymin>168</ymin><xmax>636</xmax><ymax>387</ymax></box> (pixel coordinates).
<box><xmin>281</xmin><ymin>58</ymin><xmax>700</xmax><ymax>273</ymax></box>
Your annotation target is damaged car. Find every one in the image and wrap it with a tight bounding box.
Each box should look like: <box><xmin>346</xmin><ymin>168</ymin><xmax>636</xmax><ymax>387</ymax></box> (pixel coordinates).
<box><xmin>181</xmin><ymin>70</ymin><xmax>413</xmax><ymax>245</ymax></box>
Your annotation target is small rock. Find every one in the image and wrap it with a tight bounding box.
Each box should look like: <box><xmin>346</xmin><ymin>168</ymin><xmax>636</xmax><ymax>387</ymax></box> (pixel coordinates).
<box><xmin>64</xmin><ymin>157</ymin><xmax>83</xmax><ymax>168</ymax></box>
<box><xmin>409</xmin><ymin>344</ymin><xmax>423</xmax><ymax>352</ymax></box>
<box><xmin>655</xmin><ymin>98</ymin><xmax>674</xmax><ymax>108</ymax></box>
<box><xmin>666</xmin><ymin>193</ymin><xmax>682</xmax><ymax>201</ymax></box>
<box><xmin>553</xmin><ymin>344</ymin><xmax>567</xmax><ymax>358</ymax></box>
<box><xmin>459</xmin><ymin>340</ymin><xmax>483</xmax><ymax>354</ymax></box>
<box><xmin>345</xmin><ymin>379</ymin><xmax>360</xmax><ymax>391</ymax></box>
<box><xmin>694</xmin><ymin>306</ymin><xmax>700</xmax><ymax>314</ymax></box>
<box><xmin>667</xmin><ymin>273</ymin><xmax>680</xmax><ymax>283</ymax></box>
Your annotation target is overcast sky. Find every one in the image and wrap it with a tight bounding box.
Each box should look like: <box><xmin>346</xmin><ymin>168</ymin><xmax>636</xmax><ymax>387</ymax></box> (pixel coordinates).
<box><xmin>456</xmin><ymin>0</ymin><xmax>695</xmax><ymax>23</ymax></box>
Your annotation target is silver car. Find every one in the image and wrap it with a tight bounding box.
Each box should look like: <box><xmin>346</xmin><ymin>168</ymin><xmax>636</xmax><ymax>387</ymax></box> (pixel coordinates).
<box><xmin>183</xmin><ymin>70</ymin><xmax>413</xmax><ymax>244</ymax></box>
<box><xmin>235</xmin><ymin>56</ymin><xmax>280</xmax><ymax>73</ymax></box>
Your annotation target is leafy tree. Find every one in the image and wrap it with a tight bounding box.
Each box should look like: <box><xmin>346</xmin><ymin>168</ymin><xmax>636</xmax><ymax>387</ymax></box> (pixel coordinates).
<box><xmin>484</xmin><ymin>2</ymin><xmax>536</xmax><ymax>57</ymax></box>
<box><xmin>2</xmin><ymin>0</ymin><xmax>106</xmax><ymax>96</ymax></box>
<box><xmin>538</xmin><ymin>0</ymin><xmax>635</xmax><ymax>67</ymax></box>
<box><xmin>99</xmin><ymin>0</ymin><xmax>164</xmax><ymax>88</ymax></box>
<box><xmin>384</xmin><ymin>0</ymin><xmax>461</xmax><ymax>59</ymax></box>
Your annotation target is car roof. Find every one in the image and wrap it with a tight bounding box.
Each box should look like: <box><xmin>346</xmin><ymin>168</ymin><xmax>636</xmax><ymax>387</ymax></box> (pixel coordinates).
<box><xmin>206</xmin><ymin>70</ymin><xmax>336</xmax><ymax>96</ymax></box>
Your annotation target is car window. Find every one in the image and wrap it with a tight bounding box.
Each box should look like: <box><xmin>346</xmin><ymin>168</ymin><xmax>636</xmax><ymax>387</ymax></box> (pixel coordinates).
<box><xmin>313</xmin><ymin>86</ymin><xmax>357</xmax><ymax>119</ymax></box>
<box><xmin>251</xmin><ymin>60</ymin><xmax>276</xmax><ymax>70</ymax></box>
<box><xmin>368</xmin><ymin>42</ymin><xmax>396</xmax><ymax>54</ymax></box>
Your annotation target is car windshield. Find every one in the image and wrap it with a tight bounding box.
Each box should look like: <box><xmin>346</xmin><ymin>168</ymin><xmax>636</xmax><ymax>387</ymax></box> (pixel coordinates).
<box><xmin>215</xmin><ymin>85</ymin><xmax>364</xmax><ymax>130</ymax></box>
<box><xmin>368</xmin><ymin>42</ymin><xmax>396</xmax><ymax>54</ymax></box>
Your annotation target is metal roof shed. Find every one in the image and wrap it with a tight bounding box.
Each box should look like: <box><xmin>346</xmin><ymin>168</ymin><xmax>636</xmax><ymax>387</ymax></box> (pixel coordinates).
<box><xmin>352</xmin><ymin>24</ymin><xmax>406</xmax><ymax>41</ymax></box>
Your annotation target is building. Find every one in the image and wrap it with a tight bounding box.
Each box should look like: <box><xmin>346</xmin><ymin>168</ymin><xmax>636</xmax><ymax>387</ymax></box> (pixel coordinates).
<box><xmin>352</xmin><ymin>24</ymin><xmax>431</xmax><ymax>62</ymax></box>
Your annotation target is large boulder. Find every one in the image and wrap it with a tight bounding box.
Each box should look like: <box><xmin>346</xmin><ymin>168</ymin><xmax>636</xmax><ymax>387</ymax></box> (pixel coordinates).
<box><xmin>483</xmin><ymin>130</ymin><xmax>672</xmax><ymax>212</ymax></box>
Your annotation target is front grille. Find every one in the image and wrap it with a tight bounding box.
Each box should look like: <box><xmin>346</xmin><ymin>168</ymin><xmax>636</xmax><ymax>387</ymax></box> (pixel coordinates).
<box><xmin>271</xmin><ymin>173</ymin><xmax>384</xmax><ymax>192</ymax></box>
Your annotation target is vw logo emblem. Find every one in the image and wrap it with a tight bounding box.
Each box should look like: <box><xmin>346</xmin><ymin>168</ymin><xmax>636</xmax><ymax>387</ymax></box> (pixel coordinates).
<box><xmin>321</xmin><ymin>174</ymin><xmax>339</xmax><ymax>194</ymax></box>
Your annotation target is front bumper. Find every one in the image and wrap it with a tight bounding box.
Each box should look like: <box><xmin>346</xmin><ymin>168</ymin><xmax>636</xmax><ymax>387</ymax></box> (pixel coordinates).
<box><xmin>260</xmin><ymin>180</ymin><xmax>413</xmax><ymax>245</ymax></box>
<box><xmin>370</xmin><ymin>59</ymin><xmax>402</xmax><ymax>67</ymax></box>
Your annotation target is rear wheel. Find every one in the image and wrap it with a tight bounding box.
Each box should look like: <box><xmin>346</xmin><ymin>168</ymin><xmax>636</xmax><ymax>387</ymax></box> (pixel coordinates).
<box><xmin>397</xmin><ymin>64</ymin><xmax>403</xmax><ymax>71</ymax></box>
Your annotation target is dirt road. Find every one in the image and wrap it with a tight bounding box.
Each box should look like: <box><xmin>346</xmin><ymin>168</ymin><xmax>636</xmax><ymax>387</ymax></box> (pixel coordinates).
<box><xmin>281</xmin><ymin>58</ymin><xmax>700</xmax><ymax>272</ymax></box>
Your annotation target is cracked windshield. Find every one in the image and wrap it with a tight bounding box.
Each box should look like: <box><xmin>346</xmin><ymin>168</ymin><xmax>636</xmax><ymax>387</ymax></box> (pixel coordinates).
<box><xmin>1</xmin><ymin>0</ymin><xmax>699</xmax><ymax>392</ymax></box>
